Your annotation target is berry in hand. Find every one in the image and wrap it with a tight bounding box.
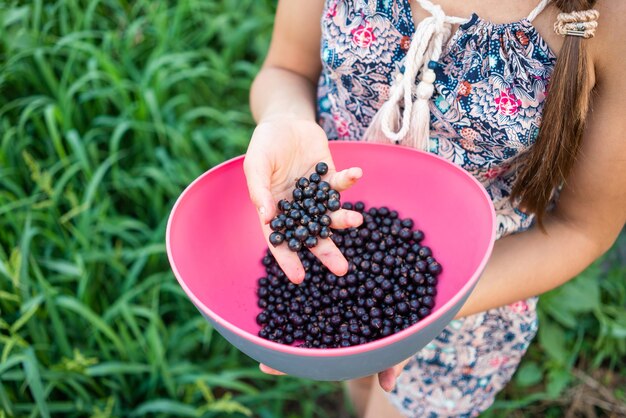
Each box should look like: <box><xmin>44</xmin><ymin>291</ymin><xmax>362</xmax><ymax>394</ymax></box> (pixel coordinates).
<box><xmin>287</xmin><ymin>238</ymin><xmax>302</xmax><ymax>252</ymax></box>
<box><xmin>294</xmin><ymin>225</ymin><xmax>309</xmax><ymax>241</ymax></box>
<box><xmin>267</xmin><ymin>162</ymin><xmax>343</xmax><ymax>252</ymax></box>
<box><xmin>309</xmin><ymin>172</ymin><xmax>322</xmax><ymax>183</ymax></box>
<box><xmin>315</xmin><ymin>162</ymin><xmax>329</xmax><ymax>175</ymax></box>
<box><xmin>269</xmin><ymin>217</ymin><xmax>285</xmax><ymax>231</ymax></box>
<box><xmin>304</xmin><ymin>236</ymin><xmax>318</xmax><ymax>248</ymax></box>
<box><xmin>269</xmin><ymin>232</ymin><xmax>285</xmax><ymax>247</ymax></box>
<box><xmin>326</xmin><ymin>199</ymin><xmax>341</xmax><ymax>211</ymax></box>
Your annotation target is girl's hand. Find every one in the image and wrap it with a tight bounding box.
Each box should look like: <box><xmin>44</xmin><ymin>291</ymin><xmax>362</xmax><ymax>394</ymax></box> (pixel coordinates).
<box><xmin>243</xmin><ymin>118</ymin><xmax>363</xmax><ymax>283</ymax></box>
<box><xmin>376</xmin><ymin>358</ymin><xmax>411</xmax><ymax>392</ymax></box>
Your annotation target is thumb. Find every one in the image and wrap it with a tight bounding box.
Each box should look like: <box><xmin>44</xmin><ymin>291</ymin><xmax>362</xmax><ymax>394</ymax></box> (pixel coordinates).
<box><xmin>377</xmin><ymin>368</ymin><xmax>397</xmax><ymax>392</ymax></box>
<box><xmin>244</xmin><ymin>157</ymin><xmax>276</xmax><ymax>224</ymax></box>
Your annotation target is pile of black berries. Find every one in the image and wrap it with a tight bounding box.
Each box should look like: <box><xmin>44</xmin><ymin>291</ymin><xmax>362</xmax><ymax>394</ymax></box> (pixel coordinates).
<box><xmin>256</xmin><ymin>202</ymin><xmax>442</xmax><ymax>348</ymax></box>
<box><xmin>268</xmin><ymin>162</ymin><xmax>341</xmax><ymax>252</ymax></box>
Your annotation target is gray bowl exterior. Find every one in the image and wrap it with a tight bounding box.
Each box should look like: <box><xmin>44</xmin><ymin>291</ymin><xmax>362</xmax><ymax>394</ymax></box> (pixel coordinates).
<box><xmin>201</xmin><ymin>282</ymin><xmax>475</xmax><ymax>381</ymax></box>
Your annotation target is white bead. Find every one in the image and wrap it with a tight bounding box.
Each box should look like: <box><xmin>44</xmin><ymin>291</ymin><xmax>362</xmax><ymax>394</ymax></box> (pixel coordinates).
<box><xmin>421</xmin><ymin>69</ymin><xmax>436</xmax><ymax>84</ymax></box>
<box><xmin>416</xmin><ymin>81</ymin><xmax>435</xmax><ymax>100</ymax></box>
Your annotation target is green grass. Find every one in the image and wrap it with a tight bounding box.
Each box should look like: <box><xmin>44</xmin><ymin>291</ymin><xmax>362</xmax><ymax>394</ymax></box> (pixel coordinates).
<box><xmin>0</xmin><ymin>1</ymin><xmax>624</xmax><ymax>417</ymax></box>
<box><xmin>0</xmin><ymin>1</ymin><xmax>343</xmax><ymax>416</ymax></box>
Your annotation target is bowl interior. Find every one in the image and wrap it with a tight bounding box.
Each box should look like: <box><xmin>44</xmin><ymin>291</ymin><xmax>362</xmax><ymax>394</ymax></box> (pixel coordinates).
<box><xmin>167</xmin><ymin>142</ymin><xmax>494</xmax><ymax>348</ymax></box>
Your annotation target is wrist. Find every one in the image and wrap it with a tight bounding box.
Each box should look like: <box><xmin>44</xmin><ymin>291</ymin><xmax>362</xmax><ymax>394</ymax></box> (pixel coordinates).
<box><xmin>250</xmin><ymin>66</ymin><xmax>318</xmax><ymax>124</ymax></box>
<box><xmin>258</xmin><ymin>113</ymin><xmax>316</xmax><ymax>125</ymax></box>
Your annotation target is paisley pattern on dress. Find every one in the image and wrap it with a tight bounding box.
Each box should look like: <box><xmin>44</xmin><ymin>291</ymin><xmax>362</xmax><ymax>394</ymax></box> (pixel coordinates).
<box><xmin>316</xmin><ymin>1</ymin><xmax>555</xmax><ymax>416</ymax></box>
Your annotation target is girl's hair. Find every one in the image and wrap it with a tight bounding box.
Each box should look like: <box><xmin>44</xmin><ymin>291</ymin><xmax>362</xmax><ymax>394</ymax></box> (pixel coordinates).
<box><xmin>511</xmin><ymin>0</ymin><xmax>597</xmax><ymax>227</ymax></box>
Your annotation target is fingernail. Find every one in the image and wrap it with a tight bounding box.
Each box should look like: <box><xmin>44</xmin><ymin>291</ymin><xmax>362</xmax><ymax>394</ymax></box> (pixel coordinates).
<box><xmin>290</xmin><ymin>269</ymin><xmax>305</xmax><ymax>284</ymax></box>
<box><xmin>338</xmin><ymin>260</ymin><xmax>349</xmax><ymax>276</ymax></box>
<box><xmin>258</xmin><ymin>206</ymin><xmax>266</xmax><ymax>222</ymax></box>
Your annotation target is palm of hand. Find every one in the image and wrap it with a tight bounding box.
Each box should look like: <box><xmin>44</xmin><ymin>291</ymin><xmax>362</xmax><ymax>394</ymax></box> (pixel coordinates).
<box><xmin>244</xmin><ymin>118</ymin><xmax>363</xmax><ymax>283</ymax></box>
<box><xmin>253</xmin><ymin>120</ymin><xmax>336</xmax><ymax>205</ymax></box>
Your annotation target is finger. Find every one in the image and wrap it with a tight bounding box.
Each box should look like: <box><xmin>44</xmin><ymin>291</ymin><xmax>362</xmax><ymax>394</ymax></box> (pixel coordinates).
<box><xmin>328</xmin><ymin>209</ymin><xmax>363</xmax><ymax>229</ymax></box>
<box><xmin>395</xmin><ymin>359</ymin><xmax>411</xmax><ymax>377</ymax></box>
<box><xmin>259</xmin><ymin>363</ymin><xmax>286</xmax><ymax>375</ymax></box>
<box><xmin>377</xmin><ymin>368</ymin><xmax>397</xmax><ymax>392</ymax></box>
<box><xmin>309</xmin><ymin>238</ymin><xmax>349</xmax><ymax>277</ymax></box>
<box><xmin>262</xmin><ymin>223</ymin><xmax>306</xmax><ymax>284</ymax></box>
<box><xmin>243</xmin><ymin>156</ymin><xmax>276</xmax><ymax>224</ymax></box>
<box><xmin>327</xmin><ymin>167</ymin><xmax>362</xmax><ymax>192</ymax></box>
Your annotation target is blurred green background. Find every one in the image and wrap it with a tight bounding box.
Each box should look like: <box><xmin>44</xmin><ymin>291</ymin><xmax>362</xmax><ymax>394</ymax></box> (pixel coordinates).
<box><xmin>0</xmin><ymin>1</ymin><xmax>624</xmax><ymax>417</ymax></box>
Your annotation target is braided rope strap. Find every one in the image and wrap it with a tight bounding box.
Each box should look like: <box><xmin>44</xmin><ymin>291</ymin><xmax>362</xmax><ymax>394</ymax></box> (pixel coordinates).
<box><xmin>554</xmin><ymin>9</ymin><xmax>600</xmax><ymax>38</ymax></box>
<box><xmin>363</xmin><ymin>0</ymin><xmax>467</xmax><ymax>150</ymax></box>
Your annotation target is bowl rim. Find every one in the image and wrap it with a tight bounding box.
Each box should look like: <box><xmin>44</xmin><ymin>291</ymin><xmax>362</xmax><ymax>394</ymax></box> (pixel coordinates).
<box><xmin>166</xmin><ymin>141</ymin><xmax>496</xmax><ymax>358</ymax></box>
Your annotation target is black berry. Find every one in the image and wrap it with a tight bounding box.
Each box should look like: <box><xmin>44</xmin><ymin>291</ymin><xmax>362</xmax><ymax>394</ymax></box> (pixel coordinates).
<box><xmin>315</xmin><ymin>162</ymin><xmax>329</xmax><ymax>175</ymax></box>
<box><xmin>257</xmin><ymin>202</ymin><xmax>441</xmax><ymax>348</ymax></box>
<box><xmin>269</xmin><ymin>232</ymin><xmax>285</xmax><ymax>247</ymax></box>
<box><xmin>266</xmin><ymin>162</ymin><xmax>341</xmax><ymax>251</ymax></box>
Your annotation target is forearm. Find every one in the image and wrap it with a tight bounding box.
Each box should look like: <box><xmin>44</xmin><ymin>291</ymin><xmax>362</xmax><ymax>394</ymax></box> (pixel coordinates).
<box><xmin>456</xmin><ymin>215</ymin><xmax>621</xmax><ymax>318</ymax></box>
<box><xmin>250</xmin><ymin>66</ymin><xmax>318</xmax><ymax>123</ymax></box>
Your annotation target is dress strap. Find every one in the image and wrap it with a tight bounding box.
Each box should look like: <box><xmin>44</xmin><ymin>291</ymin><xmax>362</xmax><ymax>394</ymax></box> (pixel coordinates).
<box><xmin>527</xmin><ymin>0</ymin><xmax>551</xmax><ymax>22</ymax></box>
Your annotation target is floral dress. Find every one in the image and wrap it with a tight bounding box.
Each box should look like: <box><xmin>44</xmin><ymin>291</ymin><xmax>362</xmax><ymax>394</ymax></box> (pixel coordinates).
<box><xmin>316</xmin><ymin>0</ymin><xmax>555</xmax><ymax>416</ymax></box>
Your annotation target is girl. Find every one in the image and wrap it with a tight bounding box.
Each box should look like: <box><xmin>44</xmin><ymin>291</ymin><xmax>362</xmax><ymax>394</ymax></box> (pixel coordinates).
<box><xmin>243</xmin><ymin>0</ymin><xmax>625</xmax><ymax>416</ymax></box>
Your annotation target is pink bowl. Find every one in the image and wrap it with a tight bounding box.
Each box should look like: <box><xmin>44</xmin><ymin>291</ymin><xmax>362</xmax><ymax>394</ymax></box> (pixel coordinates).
<box><xmin>166</xmin><ymin>141</ymin><xmax>496</xmax><ymax>380</ymax></box>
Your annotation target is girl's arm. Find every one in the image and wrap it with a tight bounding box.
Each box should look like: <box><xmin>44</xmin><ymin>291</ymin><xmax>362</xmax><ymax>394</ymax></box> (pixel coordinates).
<box><xmin>249</xmin><ymin>0</ymin><xmax>323</xmax><ymax>123</ymax></box>
<box><xmin>456</xmin><ymin>3</ymin><xmax>626</xmax><ymax>318</ymax></box>
<box><xmin>244</xmin><ymin>0</ymin><xmax>363</xmax><ymax>284</ymax></box>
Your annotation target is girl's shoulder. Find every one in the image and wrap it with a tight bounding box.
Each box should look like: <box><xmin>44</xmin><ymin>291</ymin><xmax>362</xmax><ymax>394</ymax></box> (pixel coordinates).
<box><xmin>591</xmin><ymin>0</ymin><xmax>626</xmax><ymax>81</ymax></box>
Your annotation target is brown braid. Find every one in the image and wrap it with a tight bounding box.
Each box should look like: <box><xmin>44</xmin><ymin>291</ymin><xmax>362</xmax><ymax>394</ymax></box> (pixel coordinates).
<box><xmin>511</xmin><ymin>0</ymin><xmax>598</xmax><ymax>228</ymax></box>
